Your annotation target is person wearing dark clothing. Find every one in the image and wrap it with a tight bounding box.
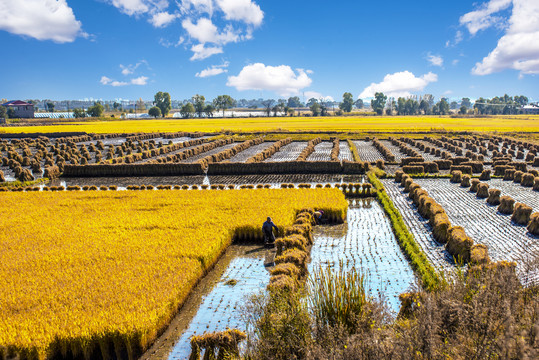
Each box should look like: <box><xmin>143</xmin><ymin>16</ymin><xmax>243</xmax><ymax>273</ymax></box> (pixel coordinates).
<box><xmin>262</xmin><ymin>217</ymin><xmax>278</xmax><ymax>245</ymax></box>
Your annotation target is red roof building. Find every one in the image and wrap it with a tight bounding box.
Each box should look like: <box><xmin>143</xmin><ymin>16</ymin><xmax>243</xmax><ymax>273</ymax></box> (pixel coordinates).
<box><xmin>1</xmin><ymin>100</ymin><xmax>35</xmax><ymax>118</ymax></box>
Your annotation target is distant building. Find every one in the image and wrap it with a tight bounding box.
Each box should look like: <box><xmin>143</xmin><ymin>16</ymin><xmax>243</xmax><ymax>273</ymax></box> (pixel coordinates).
<box><xmin>1</xmin><ymin>100</ymin><xmax>35</xmax><ymax>118</ymax></box>
<box><xmin>522</xmin><ymin>104</ymin><xmax>539</xmax><ymax>115</ymax></box>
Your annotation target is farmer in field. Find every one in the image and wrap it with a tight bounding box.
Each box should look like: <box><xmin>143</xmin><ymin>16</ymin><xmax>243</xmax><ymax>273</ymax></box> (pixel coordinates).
<box><xmin>314</xmin><ymin>210</ymin><xmax>325</xmax><ymax>224</ymax></box>
<box><xmin>262</xmin><ymin>217</ymin><xmax>278</xmax><ymax>246</ymax></box>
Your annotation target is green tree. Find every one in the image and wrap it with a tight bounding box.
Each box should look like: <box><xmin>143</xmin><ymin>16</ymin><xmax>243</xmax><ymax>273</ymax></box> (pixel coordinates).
<box><xmin>397</xmin><ymin>97</ymin><xmax>406</xmax><ymax>115</ymax></box>
<box><xmin>148</xmin><ymin>106</ymin><xmax>161</xmax><ymax>118</ymax></box>
<box><xmin>262</xmin><ymin>99</ymin><xmax>275</xmax><ymax>117</ymax></box>
<box><xmin>154</xmin><ymin>92</ymin><xmax>171</xmax><ymax>116</ymax></box>
<box><xmin>46</xmin><ymin>102</ymin><xmax>55</xmax><ymax>112</ymax></box>
<box><xmin>438</xmin><ymin>98</ymin><xmax>450</xmax><ymax>115</ymax></box>
<box><xmin>461</xmin><ymin>98</ymin><xmax>472</xmax><ymax>109</ymax></box>
<box><xmin>371</xmin><ymin>92</ymin><xmax>387</xmax><ymax>115</ymax></box>
<box><xmin>339</xmin><ymin>92</ymin><xmax>354</xmax><ymax>113</ymax></box>
<box><xmin>0</xmin><ymin>106</ymin><xmax>6</xmax><ymax>119</ymax></box>
<box><xmin>192</xmin><ymin>94</ymin><xmax>206</xmax><ymax>118</ymax></box>
<box><xmin>310</xmin><ymin>100</ymin><xmax>321</xmax><ymax>116</ymax></box>
<box><xmin>212</xmin><ymin>95</ymin><xmax>235</xmax><ymax>117</ymax></box>
<box><xmin>204</xmin><ymin>104</ymin><xmax>215</xmax><ymax>118</ymax></box>
<box><xmin>73</xmin><ymin>108</ymin><xmax>86</xmax><ymax>118</ymax></box>
<box><xmin>180</xmin><ymin>103</ymin><xmax>195</xmax><ymax>118</ymax></box>
<box><xmin>287</xmin><ymin>96</ymin><xmax>302</xmax><ymax>108</ymax></box>
<box><xmin>6</xmin><ymin>107</ymin><xmax>15</xmax><ymax>118</ymax></box>
<box><xmin>306</xmin><ymin>98</ymin><xmax>318</xmax><ymax>108</ymax></box>
<box><xmin>354</xmin><ymin>99</ymin><xmax>364</xmax><ymax>109</ymax></box>
<box><xmin>113</xmin><ymin>102</ymin><xmax>122</xmax><ymax>111</ymax></box>
<box><xmin>459</xmin><ymin>105</ymin><xmax>467</xmax><ymax>115</ymax></box>
<box><xmin>419</xmin><ymin>100</ymin><xmax>430</xmax><ymax>114</ymax></box>
<box><xmin>87</xmin><ymin>102</ymin><xmax>104</xmax><ymax>117</ymax></box>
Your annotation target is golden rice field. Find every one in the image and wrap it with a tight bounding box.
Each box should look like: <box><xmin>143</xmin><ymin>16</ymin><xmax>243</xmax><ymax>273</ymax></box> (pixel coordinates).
<box><xmin>2</xmin><ymin>115</ymin><xmax>539</xmax><ymax>134</ymax></box>
<box><xmin>0</xmin><ymin>188</ymin><xmax>347</xmax><ymax>359</ymax></box>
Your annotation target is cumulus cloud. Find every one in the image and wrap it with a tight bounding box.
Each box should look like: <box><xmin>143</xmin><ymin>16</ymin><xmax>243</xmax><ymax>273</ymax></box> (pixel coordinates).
<box><xmin>470</xmin><ymin>0</ymin><xmax>539</xmax><ymax>75</ymax></box>
<box><xmin>216</xmin><ymin>0</ymin><xmax>264</xmax><ymax>26</ymax></box>
<box><xmin>359</xmin><ymin>71</ymin><xmax>438</xmax><ymax>98</ymax></box>
<box><xmin>227</xmin><ymin>63</ymin><xmax>313</xmax><ymax>96</ymax></box>
<box><xmin>426</xmin><ymin>53</ymin><xmax>444</xmax><ymax>67</ymax></box>
<box><xmin>196</xmin><ymin>62</ymin><xmax>229</xmax><ymax>77</ymax></box>
<box><xmin>0</xmin><ymin>0</ymin><xmax>86</xmax><ymax>43</ymax></box>
<box><xmin>459</xmin><ymin>0</ymin><xmax>512</xmax><ymax>35</ymax></box>
<box><xmin>190</xmin><ymin>44</ymin><xmax>224</xmax><ymax>60</ymax></box>
<box><xmin>304</xmin><ymin>91</ymin><xmax>334</xmax><ymax>102</ymax></box>
<box><xmin>149</xmin><ymin>11</ymin><xmax>177</xmax><ymax>27</ymax></box>
<box><xmin>182</xmin><ymin>17</ymin><xmax>239</xmax><ymax>44</ymax></box>
<box><xmin>100</xmin><ymin>75</ymin><xmax>148</xmax><ymax>86</ymax></box>
<box><xmin>107</xmin><ymin>0</ymin><xmax>264</xmax><ymax>60</ymax></box>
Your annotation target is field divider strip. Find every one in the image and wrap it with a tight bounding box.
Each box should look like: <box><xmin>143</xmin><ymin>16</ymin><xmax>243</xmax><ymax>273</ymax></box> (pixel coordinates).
<box><xmin>368</xmin><ymin>171</ymin><xmax>441</xmax><ymax>291</ymax></box>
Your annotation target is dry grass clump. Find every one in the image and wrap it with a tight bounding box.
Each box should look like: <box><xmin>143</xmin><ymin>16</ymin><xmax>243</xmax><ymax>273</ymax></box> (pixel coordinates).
<box><xmin>486</xmin><ymin>188</ymin><xmax>501</xmax><ymax>205</ymax></box>
<box><xmin>479</xmin><ymin>169</ymin><xmax>491</xmax><ymax>180</ymax></box>
<box><xmin>450</xmin><ymin>170</ymin><xmax>462</xmax><ymax>183</ymax></box>
<box><xmin>520</xmin><ymin>173</ymin><xmax>535</xmax><ymax>187</ymax></box>
<box><xmin>527</xmin><ymin>212</ymin><xmax>539</xmax><ymax>235</ymax></box>
<box><xmin>498</xmin><ymin>195</ymin><xmax>515</xmax><ymax>214</ymax></box>
<box><xmin>460</xmin><ymin>174</ymin><xmax>471</xmax><ymax>187</ymax></box>
<box><xmin>511</xmin><ymin>202</ymin><xmax>533</xmax><ymax>225</ymax></box>
<box><xmin>372</xmin><ymin>138</ymin><xmax>396</xmax><ymax>162</ymax></box>
<box><xmin>476</xmin><ymin>183</ymin><xmax>489</xmax><ymax>198</ymax></box>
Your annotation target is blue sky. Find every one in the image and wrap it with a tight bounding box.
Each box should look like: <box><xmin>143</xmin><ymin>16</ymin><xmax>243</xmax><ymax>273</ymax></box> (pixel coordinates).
<box><xmin>0</xmin><ymin>0</ymin><xmax>537</xmax><ymax>102</ymax></box>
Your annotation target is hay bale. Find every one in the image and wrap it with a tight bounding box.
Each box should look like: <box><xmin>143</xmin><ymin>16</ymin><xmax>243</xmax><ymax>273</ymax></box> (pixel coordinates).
<box><xmin>402</xmin><ymin>165</ymin><xmax>424</xmax><ymax>174</ymax></box>
<box><xmin>395</xmin><ymin>170</ymin><xmax>404</xmax><ymax>183</ymax></box>
<box><xmin>470</xmin><ymin>179</ymin><xmax>480</xmax><ymax>192</ymax></box>
<box><xmin>534</xmin><ymin>178</ymin><xmax>539</xmax><ymax>191</ymax></box>
<box><xmin>433</xmin><ymin>212</ymin><xmax>451</xmax><ymax>243</ymax></box>
<box><xmin>446</xmin><ymin>226</ymin><xmax>473</xmax><ymax>263</ymax></box>
<box><xmin>470</xmin><ymin>244</ymin><xmax>490</xmax><ymax>265</ymax></box>
<box><xmin>400</xmin><ymin>174</ymin><xmax>411</xmax><ymax>187</ymax></box>
<box><xmin>487</xmin><ymin>188</ymin><xmax>501</xmax><ymax>205</ymax></box>
<box><xmin>450</xmin><ymin>170</ymin><xmax>462</xmax><ymax>183</ymax></box>
<box><xmin>498</xmin><ymin>196</ymin><xmax>515</xmax><ymax>214</ymax></box>
<box><xmin>450</xmin><ymin>165</ymin><xmax>472</xmax><ymax>175</ymax></box>
<box><xmin>476</xmin><ymin>183</ymin><xmax>489</xmax><ymax>198</ymax></box>
<box><xmin>527</xmin><ymin>213</ymin><xmax>539</xmax><ymax>235</ymax></box>
<box><xmin>503</xmin><ymin>168</ymin><xmax>516</xmax><ymax>180</ymax></box>
<box><xmin>511</xmin><ymin>203</ymin><xmax>533</xmax><ymax>225</ymax></box>
<box><xmin>479</xmin><ymin>170</ymin><xmax>491</xmax><ymax>180</ymax></box>
<box><xmin>521</xmin><ymin>173</ymin><xmax>535</xmax><ymax>187</ymax></box>
<box><xmin>434</xmin><ymin>159</ymin><xmax>452</xmax><ymax>170</ymax></box>
<box><xmin>0</xmin><ymin>170</ymin><xmax>4</xmax><ymax>183</ymax></box>
<box><xmin>460</xmin><ymin>175</ymin><xmax>471</xmax><ymax>187</ymax></box>
<box><xmin>513</xmin><ymin>170</ymin><xmax>523</xmax><ymax>183</ymax></box>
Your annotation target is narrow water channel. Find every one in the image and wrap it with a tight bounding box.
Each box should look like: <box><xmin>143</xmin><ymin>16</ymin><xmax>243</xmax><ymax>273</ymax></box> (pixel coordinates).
<box><xmin>145</xmin><ymin>200</ymin><xmax>416</xmax><ymax>360</ymax></box>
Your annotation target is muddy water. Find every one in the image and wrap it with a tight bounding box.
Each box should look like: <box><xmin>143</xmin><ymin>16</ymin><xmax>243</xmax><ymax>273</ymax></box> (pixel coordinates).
<box><xmin>310</xmin><ymin>199</ymin><xmax>416</xmax><ymax>312</ymax></box>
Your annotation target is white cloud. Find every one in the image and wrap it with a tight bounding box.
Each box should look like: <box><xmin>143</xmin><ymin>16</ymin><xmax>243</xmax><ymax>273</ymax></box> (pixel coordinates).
<box><xmin>452</xmin><ymin>59</ymin><xmax>460</xmax><ymax>65</ymax></box>
<box><xmin>426</xmin><ymin>53</ymin><xmax>444</xmax><ymax>67</ymax></box>
<box><xmin>459</xmin><ymin>0</ymin><xmax>512</xmax><ymax>35</ymax></box>
<box><xmin>216</xmin><ymin>0</ymin><xmax>264</xmax><ymax>26</ymax></box>
<box><xmin>196</xmin><ymin>62</ymin><xmax>229</xmax><ymax>77</ymax></box>
<box><xmin>130</xmin><ymin>76</ymin><xmax>149</xmax><ymax>85</ymax></box>
<box><xmin>471</xmin><ymin>0</ymin><xmax>539</xmax><ymax>75</ymax></box>
<box><xmin>190</xmin><ymin>44</ymin><xmax>224</xmax><ymax>60</ymax></box>
<box><xmin>108</xmin><ymin>0</ymin><xmax>169</xmax><ymax>16</ymax></box>
<box><xmin>304</xmin><ymin>91</ymin><xmax>334</xmax><ymax>102</ymax></box>
<box><xmin>446</xmin><ymin>30</ymin><xmax>463</xmax><ymax>48</ymax></box>
<box><xmin>180</xmin><ymin>0</ymin><xmax>214</xmax><ymax>15</ymax></box>
<box><xmin>227</xmin><ymin>63</ymin><xmax>313</xmax><ymax>96</ymax></box>
<box><xmin>359</xmin><ymin>71</ymin><xmax>438</xmax><ymax>98</ymax></box>
<box><xmin>0</xmin><ymin>0</ymin><xmax>86</xmax><ymax>43</ymax></box>
<box><xmin>120</xmin><ymin>60</ymin><xmax>149</xmax><ymax>75</ymax></box>
<box><xmin>149</xmin><ymin>11</ymin><xmax>177</xmax><ymax>27</ymax></box>
<box><xmin>159</xmin><ymin>36</ymin><xmax>185</xmax><ymax>48</ymax></box>
<box><xmin>182</xmin><ymin>17</ymin><xmax>239</xmax><ymax>44</ymax></box>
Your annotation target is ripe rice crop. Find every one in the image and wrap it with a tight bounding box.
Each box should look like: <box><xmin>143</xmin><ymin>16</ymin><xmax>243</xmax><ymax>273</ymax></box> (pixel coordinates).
<box><xmin>0</xmin><ymin>188</ymin><xmax>347</xmax><ymax>360</ymax></box>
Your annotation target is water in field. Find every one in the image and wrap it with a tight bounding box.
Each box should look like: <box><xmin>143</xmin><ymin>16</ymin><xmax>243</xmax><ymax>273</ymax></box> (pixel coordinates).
<box><xmin>147</xmin><ymin>200</ymin><xmax>416</xmax><ymax>360</ymax></box>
